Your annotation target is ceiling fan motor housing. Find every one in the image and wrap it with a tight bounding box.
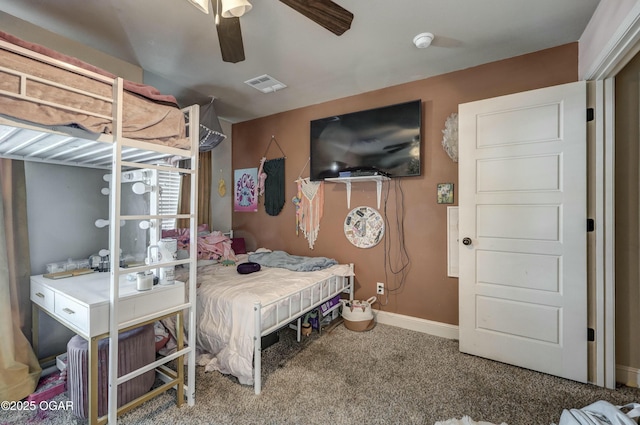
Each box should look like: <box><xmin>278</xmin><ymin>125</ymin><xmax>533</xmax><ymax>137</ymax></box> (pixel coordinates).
<box><xmin>221</xmin><ymin>0</ymin><xmax>253</xmax><ymax>18</ymax></box>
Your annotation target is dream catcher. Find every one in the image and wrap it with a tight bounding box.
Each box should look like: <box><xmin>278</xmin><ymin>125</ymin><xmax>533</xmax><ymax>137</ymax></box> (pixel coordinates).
<box><xmin>441</xmin><ymin>112</ymin><xmax>458</xmax><ymax>162</ymax></box>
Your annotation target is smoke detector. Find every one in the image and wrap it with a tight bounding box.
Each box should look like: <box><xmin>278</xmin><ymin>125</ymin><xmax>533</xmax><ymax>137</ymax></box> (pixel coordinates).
<box><xmin>413</xmin><ymin>32</ymin><xmax>434</xmax><ymax>49</ymax></box>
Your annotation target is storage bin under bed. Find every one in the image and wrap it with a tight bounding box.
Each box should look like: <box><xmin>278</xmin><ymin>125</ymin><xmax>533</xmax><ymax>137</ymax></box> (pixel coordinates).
<box><xmin>66</xmin><ymin>324</ymin><xmax>155</xmax><ymax>418</ymax></box>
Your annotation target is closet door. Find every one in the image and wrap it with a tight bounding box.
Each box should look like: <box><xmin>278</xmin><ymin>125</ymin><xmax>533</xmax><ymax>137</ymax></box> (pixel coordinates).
<box><xmin>458</xmin><ymin>81</ymin><xmax>587</xmax><ymax>382</ymax></box>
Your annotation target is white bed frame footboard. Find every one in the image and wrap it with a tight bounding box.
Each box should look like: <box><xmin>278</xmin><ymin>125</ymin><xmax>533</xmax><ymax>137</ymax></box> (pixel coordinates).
<box><xmin>253</xmin><ymin>263</ymin><xmax>354</xmax><ymax>394</ymax></box>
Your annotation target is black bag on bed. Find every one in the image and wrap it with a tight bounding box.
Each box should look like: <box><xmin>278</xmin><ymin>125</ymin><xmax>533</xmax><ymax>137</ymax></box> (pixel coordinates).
<box><xmin>237</xmin><ymin>262</ymin><xmax>261</xmax><ymax>274</ymax></box>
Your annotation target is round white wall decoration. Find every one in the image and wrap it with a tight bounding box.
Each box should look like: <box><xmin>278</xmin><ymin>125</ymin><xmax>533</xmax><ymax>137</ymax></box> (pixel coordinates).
<box><xmin>344</xmin><ymin>206</ymin><xmax>385</xmax><ymax>248</ymax></box>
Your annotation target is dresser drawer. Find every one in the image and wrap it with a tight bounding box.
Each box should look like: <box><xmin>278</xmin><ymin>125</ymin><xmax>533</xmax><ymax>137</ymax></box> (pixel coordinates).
<box><xmin>31</xmin><ymin>280</ymin><xmax>54</xmax><ymax>311</ymax></box>
<box><xmin>54</xmin><ymin>293</ymin><xmax>89</xmax><ymax>333</ymax></box>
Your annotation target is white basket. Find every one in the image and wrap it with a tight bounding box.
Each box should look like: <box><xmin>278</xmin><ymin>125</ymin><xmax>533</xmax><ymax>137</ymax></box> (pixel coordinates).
<box><xmin>341</xmin><ymin>297</ymin><xmax>377</xmax><ymax>331</ymax></box>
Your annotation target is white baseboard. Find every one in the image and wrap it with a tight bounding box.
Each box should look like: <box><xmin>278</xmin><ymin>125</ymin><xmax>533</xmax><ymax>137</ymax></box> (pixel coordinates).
<box><xmin>374</xmin><ymin>310</ymin><xmax>459</xmax><ymax>340</ymax></box>
<box><xmin>616</xmin><ymin>364</ymin><xmax>640</xmax><ymax>388</ymax></box>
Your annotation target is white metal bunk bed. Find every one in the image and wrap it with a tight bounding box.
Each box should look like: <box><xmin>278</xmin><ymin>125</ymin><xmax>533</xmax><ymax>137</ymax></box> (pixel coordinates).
<box><xmin>0</xmin><ymin>35</ymin><xmax>199</xmax><ymax>425</ymax></box>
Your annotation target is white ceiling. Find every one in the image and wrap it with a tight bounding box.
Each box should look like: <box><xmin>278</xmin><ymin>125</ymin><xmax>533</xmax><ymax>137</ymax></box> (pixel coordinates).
<box><xmin>0</xmin><ymin>0</ymin><xmax>600</xmax><ymax>123</ymax></box>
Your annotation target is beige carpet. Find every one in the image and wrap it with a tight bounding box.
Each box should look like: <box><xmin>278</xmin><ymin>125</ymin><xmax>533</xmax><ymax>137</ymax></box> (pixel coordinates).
<box><xmin>2</xmin><ymin>322</ymin><xmax>640</xmax><ymax>425</ymax></box>
<box><xmin>435</xmin><ymin>418</ymin><xmax>507</xmax><ymax>425</ymax></box>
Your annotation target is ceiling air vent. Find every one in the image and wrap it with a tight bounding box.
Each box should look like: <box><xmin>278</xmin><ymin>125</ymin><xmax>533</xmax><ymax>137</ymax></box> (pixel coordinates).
<box><xmin>244</xmin><ymin>74</ymin><xmax>287</xmax><ymax>93</ymax></box>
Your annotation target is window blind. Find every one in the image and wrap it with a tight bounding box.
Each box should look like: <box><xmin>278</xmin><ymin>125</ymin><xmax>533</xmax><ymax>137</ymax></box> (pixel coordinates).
<box><xmin>158</xmin><ymin>170</ymin><xmax>181</xmax><ymax>230</ymax></box>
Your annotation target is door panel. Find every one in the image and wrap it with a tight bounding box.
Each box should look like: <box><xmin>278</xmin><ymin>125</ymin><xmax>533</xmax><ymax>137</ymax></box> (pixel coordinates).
<box><xmin>459</xmin><ymin>81</ymin><xmax>587</xmax><ymax>383</ymax></box>
<box><xmin>477</xmin><ymin>155</ymin><xmax>560</xmax><ymax>192</ymax></box>
<box><xmin>476</xmin><ymin>251</ymin><xmax>560</xmax><ymax>292</ymax></box>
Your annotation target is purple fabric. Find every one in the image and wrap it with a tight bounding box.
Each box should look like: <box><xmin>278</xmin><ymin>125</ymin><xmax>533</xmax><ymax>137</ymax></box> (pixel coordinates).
<box><xmin>237</xmin><ymin>262</ymin><xmax>260</xmax><ymax>274</ymax></box>
<box><xmin>66</xmin><ymin>324</ymin><xmax>155</xmax><ymax>418</ymax></box>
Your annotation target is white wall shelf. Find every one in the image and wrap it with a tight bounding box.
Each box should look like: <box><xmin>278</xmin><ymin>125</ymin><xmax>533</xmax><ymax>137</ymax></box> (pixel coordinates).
<box><xmin>325</xmin><ymin>175</ymin><xmax>389</xmax><ymax>209</ymax></box>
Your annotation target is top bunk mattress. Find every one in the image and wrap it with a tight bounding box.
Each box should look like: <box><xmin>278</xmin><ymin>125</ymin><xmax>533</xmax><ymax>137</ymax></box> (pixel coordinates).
<box><xmin>0</xmin><ymin>31</ymin><xmax>189</xmax><ymax>149</ymax></box>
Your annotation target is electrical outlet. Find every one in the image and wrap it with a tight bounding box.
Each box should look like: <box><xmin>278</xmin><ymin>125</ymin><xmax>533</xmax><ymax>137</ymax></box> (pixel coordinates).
<box><xmin>376</xmin><ymin>282</ymin><xmax>384</xmax><ymax>295</ymax></box>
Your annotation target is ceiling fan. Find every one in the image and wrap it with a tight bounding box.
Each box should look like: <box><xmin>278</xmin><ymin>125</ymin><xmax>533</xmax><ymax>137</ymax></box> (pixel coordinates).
<box><xmin>188</xmin><ymin>0</ymin><xmax>354</xmax><ymax>63</ymax></box>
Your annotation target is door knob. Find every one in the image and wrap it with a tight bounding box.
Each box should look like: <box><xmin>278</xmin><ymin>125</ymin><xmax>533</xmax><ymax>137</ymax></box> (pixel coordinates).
<box><xmin>462</xmin><ymin>237</ymin><xmax>472</xmax><ymax>246</ymax></box>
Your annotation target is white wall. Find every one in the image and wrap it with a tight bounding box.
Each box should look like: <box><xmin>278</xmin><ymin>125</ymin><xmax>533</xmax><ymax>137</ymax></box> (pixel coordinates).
<box><xmin>25</xmin><ymin>162</ymin><xmax>109</xmax><ymax>358</ymax></box>
<box><xmin>210</xmin><ymin>119</ymin><xmax>233</xmax><ymax>232</ymax></box>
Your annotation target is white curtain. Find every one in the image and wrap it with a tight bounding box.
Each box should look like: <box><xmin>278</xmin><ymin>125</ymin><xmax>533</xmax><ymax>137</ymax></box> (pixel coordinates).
<box><xmin>0</xmin><ymin>159</ymin><xmax>40</xmax><ymax>401</ymax></box>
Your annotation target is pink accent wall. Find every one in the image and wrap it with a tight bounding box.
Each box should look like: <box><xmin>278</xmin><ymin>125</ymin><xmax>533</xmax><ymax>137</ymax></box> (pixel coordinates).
<box><xmin>231</xmin><ymin>43</ymin><xmax>578</xmax><ymax>325</ymax></box>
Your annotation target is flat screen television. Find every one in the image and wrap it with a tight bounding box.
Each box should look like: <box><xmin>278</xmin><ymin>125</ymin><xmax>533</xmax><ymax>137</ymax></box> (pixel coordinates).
<box><xmin>309</xmin><ymin>100</ymin><xmax>422</xmax><ymax>181</ymax></box>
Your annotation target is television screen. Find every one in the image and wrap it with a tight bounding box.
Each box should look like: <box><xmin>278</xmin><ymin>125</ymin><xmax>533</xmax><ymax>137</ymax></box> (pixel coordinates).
<box><xmin>310</xmin><ymin>100</ymin><xmax>422</xmax><ymax>181</ymax></box>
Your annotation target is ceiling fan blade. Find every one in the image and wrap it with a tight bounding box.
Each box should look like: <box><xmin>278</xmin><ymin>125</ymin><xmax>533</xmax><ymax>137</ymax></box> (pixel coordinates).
<box><xmin>279</xmin><ymin>0</ymin><xmax>353</xmax><ymax>36</ymax></box>
<box><xmin>216</xmin><ymin>16</ymin><xmax>245</xmax><ymax>63</ymax></box>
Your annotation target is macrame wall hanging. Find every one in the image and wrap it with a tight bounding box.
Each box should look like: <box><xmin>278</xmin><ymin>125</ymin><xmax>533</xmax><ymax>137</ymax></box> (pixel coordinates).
<box><xmin>293</xmin><ymin>157</ymin><xmax>325</xmax><ymax>249</ymax></box>
<box><xmin>260</xmin><ymin>136</ymin><xmax>286</xmax><ymax>216</ymax></box>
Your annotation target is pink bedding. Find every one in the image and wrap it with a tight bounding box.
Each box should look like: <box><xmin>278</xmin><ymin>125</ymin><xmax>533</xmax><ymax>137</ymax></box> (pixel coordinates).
<box><xmin>162</xmin><ymin>227</ymin><xmax>237</xmax><ymax>261</ymax></box>
<box><xmin>0</xmin><ymin>31</ymin><xmax>189</xmax><ymax>147</ymax></box>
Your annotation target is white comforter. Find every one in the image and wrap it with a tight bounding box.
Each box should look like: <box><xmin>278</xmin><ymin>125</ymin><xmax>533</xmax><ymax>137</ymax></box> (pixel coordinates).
<box><xmin>174</xmin><ymin>256</ymin><xmax>351</xmax><ymax>385</ymax></box>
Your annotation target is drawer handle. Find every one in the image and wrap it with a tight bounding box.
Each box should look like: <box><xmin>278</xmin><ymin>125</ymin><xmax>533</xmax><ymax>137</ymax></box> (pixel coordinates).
<box><xmin>35</xmin><ymin>292</ymin><xmax>45</xmax><ymax>298</ymax></box>
<box><xmin>62</xmin><ymin>308</ymin><xmax>75</xmax><ymax>315</ymax></box>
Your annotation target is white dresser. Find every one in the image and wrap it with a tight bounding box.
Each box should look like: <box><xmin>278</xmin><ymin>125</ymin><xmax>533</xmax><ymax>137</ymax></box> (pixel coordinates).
<box><xmin>31</xmin><ymin>272</ymin><xmax>186</xmax><ymax>425</ymax></box>
<box><xmin>31</xmin><ymin>272</ymin><xmax>185</xmax><ymax>339</ymax></box>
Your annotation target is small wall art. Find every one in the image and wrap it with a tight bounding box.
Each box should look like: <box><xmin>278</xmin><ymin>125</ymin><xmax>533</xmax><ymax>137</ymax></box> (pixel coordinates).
<box><xmin>234</xmin><ymin>168</ymin><xmax>258</xmax><ymax>212</ymax></box>
<box><xmin>437</xmin><ymin>183</ymin><xmax>454</xmax><ymax>204</ymax></box>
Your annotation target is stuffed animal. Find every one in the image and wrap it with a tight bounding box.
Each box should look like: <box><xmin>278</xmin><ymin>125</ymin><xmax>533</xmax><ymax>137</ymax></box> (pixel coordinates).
<box><xmin>301</xmin><ymin>323</ymin><xmax>312</xmax><ymax>337</ymax></box>
<box><xmin>301</xmin><ymin>310</ymin><xmax>319</xmax><ymax>337</ymax></box>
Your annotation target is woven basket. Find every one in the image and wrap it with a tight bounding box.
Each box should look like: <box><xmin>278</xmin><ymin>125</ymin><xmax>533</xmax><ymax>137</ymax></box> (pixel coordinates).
<box><xmin>341</xmin><ymin>296</ymin><xmax>376</xmax><ymax>332</ymax></box>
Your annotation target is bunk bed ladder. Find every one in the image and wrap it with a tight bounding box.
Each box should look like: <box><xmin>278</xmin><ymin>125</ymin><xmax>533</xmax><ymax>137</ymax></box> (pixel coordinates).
<box><xmin>103</xmin><ymin>80</ymin><xmax>199</xmax><ymax>424</ymax></box>
<box><xmin>106</xmin><ymin>79</ymin><xmax>124</xmax><ymax>425</ymax></box>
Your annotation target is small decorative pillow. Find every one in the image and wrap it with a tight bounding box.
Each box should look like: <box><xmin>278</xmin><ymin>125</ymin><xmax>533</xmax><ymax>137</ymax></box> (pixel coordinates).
<box><xmin>237</xmin><ymin>262</ymin><xmax>260</xmax><ymax>274</ymax></box>
<box><xmin>231</xmin><ymin>237</ymin><xmax>247</xmax><ymax>254</ymax></box>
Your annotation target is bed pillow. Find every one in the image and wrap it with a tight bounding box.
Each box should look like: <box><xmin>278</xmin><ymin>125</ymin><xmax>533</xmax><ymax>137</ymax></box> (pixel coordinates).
<box><xmin>231</xmin><ymin>237</ymin><xmax>247</xmax><ymax>254</ymax></box>
<box><xmin>237</xmin><ymin>262</ymin><xmax>260</xmax><ymax>274</ymax></box>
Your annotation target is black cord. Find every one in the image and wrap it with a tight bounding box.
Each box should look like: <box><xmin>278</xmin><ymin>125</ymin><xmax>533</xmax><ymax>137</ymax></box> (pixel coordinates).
<box><xmin>379</xmin><ymin>178</ymin><xmax>410</xmax><ymax>306</ymax></box>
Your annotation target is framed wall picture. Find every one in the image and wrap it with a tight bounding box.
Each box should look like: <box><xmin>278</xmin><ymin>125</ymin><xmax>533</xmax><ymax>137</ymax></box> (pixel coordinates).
<box><xmin>234</xmin><ymin>168</ymin><xmax>258</xmax><ymax>212</ymax></box>
<box><xmin>437</xmin><ymin>183</ymin><xmax>454</xmax><ymax>204</ymax></box>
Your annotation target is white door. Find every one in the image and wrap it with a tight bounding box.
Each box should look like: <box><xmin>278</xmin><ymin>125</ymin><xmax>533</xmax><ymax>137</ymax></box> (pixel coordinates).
<box><xmin>458</xmin><ymin>81</ymin><xmax>587</xmax><ymax>382</ymax></box>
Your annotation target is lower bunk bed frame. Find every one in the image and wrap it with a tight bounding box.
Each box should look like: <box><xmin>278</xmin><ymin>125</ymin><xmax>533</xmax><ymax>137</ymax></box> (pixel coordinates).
<box><xmin>251</xmin><ymin>264</ymin><xmax>354</xmax><ymax>394</ymax></box>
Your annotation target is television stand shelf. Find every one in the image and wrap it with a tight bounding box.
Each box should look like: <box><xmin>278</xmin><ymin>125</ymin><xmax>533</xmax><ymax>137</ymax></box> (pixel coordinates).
<box><xmin>325</xmin><ymin>175</ymin><xmax>389</xmax><ymax>209</ymax></box>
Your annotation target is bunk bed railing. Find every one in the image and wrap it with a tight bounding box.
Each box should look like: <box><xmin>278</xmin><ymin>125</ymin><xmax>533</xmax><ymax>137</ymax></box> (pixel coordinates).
<box><xmin>0</xmin><ymin>38</ymin><xmax>192</xmax><ymax>169</ymax></box>
<box><xmin>0</xmin><ymin>63</ymin><xmax>114</xmax><ymax>120</ymax></box>
<box><xmin>0</xmin><ymin>39</ymin><xmax>117</xmax><ymax>129</ymax></box>
<box><xmin>252</xmin><ymin>265</ymin><xmax>355</xmax><ymax>395</ymax></box>
<box><xmin>0</xmin><ymin>39</ymin><xmax>116</xmax><ymax>84</ymax></box>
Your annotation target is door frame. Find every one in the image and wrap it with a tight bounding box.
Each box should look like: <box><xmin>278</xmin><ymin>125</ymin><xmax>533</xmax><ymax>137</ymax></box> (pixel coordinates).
<box><xmin>583</xmin><ymin>2</ymin><xmax>640</xmax><ymax>388</ymax></box>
